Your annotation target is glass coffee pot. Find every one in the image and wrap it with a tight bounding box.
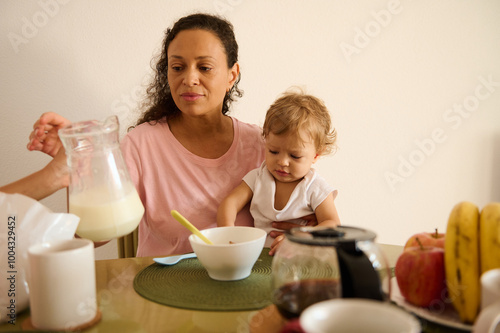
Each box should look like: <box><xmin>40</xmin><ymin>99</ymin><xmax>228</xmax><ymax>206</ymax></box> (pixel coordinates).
<box><xmin>59</xmin><ymin>116</ymin><xmax>144</xmax><ymax>242</ymax></box>
<box><xmin>271</xmin><ymin>226</ymin><xmax>391</xmax><ymax>319</ymax></box>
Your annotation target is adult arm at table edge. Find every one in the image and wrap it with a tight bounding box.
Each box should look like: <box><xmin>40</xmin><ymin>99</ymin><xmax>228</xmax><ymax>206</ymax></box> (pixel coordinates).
<box><xmin>0</xmin><ymin>150</ymin><xmax>69</xmax><ymax>201</ymax></box>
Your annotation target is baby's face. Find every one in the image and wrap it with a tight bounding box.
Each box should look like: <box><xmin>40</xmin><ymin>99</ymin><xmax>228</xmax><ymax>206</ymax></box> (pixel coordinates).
<box><xmin>264</xmin><ymin>130</ymin><xmax>319</xmax><ymax>183</ymax></box>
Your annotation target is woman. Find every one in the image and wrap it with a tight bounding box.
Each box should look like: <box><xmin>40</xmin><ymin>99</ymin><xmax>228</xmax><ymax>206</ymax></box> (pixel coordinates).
<box><xmin>119</xmin><ymin>14</ymin><xmax>265</xmax><ymax>256</ymax></box>
<box><xmin>26</xmin><ymin>14</ymin><xmax>317</xmax><ymax>256</ymax></box>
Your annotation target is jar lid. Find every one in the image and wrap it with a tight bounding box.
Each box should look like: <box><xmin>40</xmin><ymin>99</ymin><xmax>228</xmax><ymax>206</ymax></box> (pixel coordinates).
<box><xmin>286</xmin><ymin>226</ymin><xmax>376</xmax><ymax>246</ymax></box>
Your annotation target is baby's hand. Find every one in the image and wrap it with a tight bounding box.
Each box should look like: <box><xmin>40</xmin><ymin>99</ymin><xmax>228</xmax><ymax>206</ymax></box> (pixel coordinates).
<box><xmin>269</xmin><ymin>234</ymin><xmax>286</xmax><ymax>256</ymax></box>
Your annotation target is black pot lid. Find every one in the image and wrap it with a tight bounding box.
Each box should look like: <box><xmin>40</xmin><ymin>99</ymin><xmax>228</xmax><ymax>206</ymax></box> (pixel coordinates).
<box><xmin>286</xmin><ymin>226</ymin><xmax>377</xmax><ymax>246</ymax></box>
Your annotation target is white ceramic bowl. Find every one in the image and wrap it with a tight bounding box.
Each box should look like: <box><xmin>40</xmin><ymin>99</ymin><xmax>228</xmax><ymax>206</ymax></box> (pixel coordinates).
<box><xmin>300</xmin><ymin>299</ymin><xmax>421</xmax><ymax>333</ymax></box>
<box><xmin>188</xmin><ymin>226</ymin><xmax>266</xmax><ymax>281</ymax></box>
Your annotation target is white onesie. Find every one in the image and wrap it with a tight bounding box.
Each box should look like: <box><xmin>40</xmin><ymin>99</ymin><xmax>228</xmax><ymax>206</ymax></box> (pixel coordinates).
<box><xmin>243</xmin><ymin>162</ymin><xmax>337</xmax><ymax>247</ymax></box>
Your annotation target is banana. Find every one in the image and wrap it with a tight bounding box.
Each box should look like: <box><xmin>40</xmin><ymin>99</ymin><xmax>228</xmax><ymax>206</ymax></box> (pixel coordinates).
<box><xmin>480</xmin><ymin>202</ymin><xmax>500</xmax><ymax>274</ymax></box>
<box><xmin>444</xmin><ymin>201</ymin><xmax>480</xmax><ymax>324</ymax></box>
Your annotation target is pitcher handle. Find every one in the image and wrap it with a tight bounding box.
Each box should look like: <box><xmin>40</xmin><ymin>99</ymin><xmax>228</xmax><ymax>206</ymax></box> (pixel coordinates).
<box><xmin>336</xmin><ymin>241</ymin><xmax>384</xmax><ymax>300</ymax></box>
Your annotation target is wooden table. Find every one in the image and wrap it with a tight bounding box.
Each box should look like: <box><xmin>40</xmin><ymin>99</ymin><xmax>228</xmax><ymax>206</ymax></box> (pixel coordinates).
<box><xmin>0</xmin><ymin>244</ymin><xmax>464</xmax><ymax>333</ymax></box>
<box><xmin>2</xmin><ymin>255</ymin><xmax>261</xmax><ymax>332</ymax></box>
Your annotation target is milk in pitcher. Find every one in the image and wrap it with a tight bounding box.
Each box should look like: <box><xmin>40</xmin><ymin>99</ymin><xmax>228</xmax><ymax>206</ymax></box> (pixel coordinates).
<box><xmin>70</xmin><ymin>184</ymin><xmax>144</xmax><ymax>241</ymax></box>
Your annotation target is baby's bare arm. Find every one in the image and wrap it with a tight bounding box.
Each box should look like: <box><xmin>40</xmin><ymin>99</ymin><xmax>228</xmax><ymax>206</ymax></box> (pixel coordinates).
<box><xmin>314</xmin><ymin>192</ymin><xmax>341</xmax><ymax>227</ymax></box>
<box><xmin>216</xmin><ymin>181</ymin><xmax>253</xmax><ymax>227</ymax></box>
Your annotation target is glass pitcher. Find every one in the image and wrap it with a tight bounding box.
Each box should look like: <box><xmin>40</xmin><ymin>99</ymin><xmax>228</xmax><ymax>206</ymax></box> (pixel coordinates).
<box><xmin>271</xmin><ymin>226</ymin><xmax>391</xmax><ymax>319</ymax></box>
<box><xmin>59</xmin><ymin>116</ymin><xmax>144</xmax><ymax>242</ymax></box>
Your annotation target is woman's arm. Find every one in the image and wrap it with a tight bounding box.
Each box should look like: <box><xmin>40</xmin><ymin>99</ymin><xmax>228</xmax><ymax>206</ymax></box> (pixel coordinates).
<box><xmin>217</xmin><ymin>181</ymin><xmax>253</xmax><ymax>227</ymax></box>
<box><xmin>1</xmin><ymin>112</ymin><xmax>72</xmax><ymax>200</ymax></box>
<box><xmin>0</xmin><ymin>148</ymin><xmax>69</xmax><ymax>200</ymax></box>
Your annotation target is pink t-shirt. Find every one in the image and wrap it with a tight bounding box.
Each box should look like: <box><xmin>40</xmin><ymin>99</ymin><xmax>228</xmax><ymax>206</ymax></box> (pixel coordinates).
<box><xmin>120</xmin><ymin>117</ymin><xmax>265</xmax><ymax>257</ymax></box>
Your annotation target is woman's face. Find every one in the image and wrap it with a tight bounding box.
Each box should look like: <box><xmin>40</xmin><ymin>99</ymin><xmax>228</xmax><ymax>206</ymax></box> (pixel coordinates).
<box><xmin>167</xmin><ymin>29</ymin><xmax>239</xmax><ymax>118</ymax></box>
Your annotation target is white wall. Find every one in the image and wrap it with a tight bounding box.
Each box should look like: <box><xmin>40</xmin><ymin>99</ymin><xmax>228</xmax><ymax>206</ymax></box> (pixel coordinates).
<box><xmin>1</xmin><ymin>0</ymin><xmax>499</xmax><ymax>259</ymax></box>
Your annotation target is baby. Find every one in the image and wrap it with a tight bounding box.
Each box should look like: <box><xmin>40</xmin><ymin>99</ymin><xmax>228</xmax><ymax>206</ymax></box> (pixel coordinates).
<box><xmin>217</xmin><ymin>89</ymin><xmax>340</xmax><ymax>254</ymax></box>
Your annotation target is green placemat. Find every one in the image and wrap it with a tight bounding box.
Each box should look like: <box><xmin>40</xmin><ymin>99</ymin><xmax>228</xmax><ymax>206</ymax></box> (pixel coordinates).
<box><xmin>133</xmin><ymin>249</ymin><xmax>273</xmax><ymax>311</ymax></box>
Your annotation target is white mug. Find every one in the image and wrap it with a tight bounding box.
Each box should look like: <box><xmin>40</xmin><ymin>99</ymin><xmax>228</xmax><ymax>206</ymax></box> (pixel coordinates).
<box><xmin>473</xmin><ymin>268</ymin><xmax>500</xmax><ymax>333</ymax></box>
<box><xmin>28</xmin><ymin>238</ymin><xmax>98</xmax><ymax>331</ymax></box>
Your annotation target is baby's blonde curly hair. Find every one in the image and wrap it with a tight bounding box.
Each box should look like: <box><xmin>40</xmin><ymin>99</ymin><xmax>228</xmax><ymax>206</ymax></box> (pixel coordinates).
<box><xmin>263</xmin><ymin>88</ymin><xmax>337</xmax><ymax>155</ymax></box>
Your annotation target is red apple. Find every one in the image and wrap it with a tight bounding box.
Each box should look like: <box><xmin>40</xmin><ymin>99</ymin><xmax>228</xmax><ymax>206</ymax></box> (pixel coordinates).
<box><xmin>395</xmin><ymin>239</ymin><xmax>446</xmax><ymax>307</ymax></box>
<box><xmin>404</xmin><ymin>228</ymin><xmax>445</xmax><ymax>250</ymax></box>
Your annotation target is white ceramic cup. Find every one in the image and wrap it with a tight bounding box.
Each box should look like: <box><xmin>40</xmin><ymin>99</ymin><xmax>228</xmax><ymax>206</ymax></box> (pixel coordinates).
<box><xmin>473</xmin><ymin>268</ymin><xmax>500</xmax><ymax>333</ymax></box>
<box><xmin>300</xmin><ymin>299</ymin><xmax>421</xmax><ymax>333</ymax></box>
<box><xmin>28</xmin><ymin>238</ymin><xmax>97</xmax><ymax>331</ymax></box>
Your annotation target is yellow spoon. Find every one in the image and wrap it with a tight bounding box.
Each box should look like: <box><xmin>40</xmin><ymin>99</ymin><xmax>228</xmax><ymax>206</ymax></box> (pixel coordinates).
<box><xmin>171</xmin><ymin>210</ymin><xmax>213</xmax><ymax>245</ymax></box>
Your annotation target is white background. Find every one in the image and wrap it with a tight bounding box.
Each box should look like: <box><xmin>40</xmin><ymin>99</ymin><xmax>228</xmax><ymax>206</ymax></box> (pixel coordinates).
<box><xmin>1</xmin><ymin>0</ymin><xmax>499</xmax><ymax>259</ymax></box>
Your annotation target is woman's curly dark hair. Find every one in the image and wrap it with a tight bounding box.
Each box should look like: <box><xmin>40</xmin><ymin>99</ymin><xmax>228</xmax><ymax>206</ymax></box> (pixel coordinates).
<box><xmin>133</xmin><ymin>13</ymin><xmax>243</xmax><ymax>128</ymax></box>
